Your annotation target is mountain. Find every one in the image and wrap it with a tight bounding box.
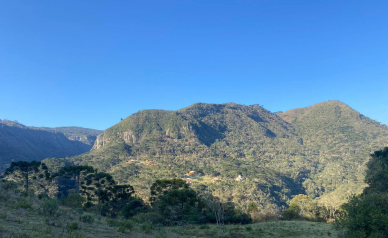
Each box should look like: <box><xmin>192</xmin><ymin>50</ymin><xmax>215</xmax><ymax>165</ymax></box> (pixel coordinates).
<box><xmin>36</xmin><ymin>126</ymin><xmax>103</xmax><ymax>146</ymax></box>
<box><xmin>45</xmin><ymin>101</ymin><xmax>388</xmax><ymax>212</ymax></box>
<box><xmin>0</xmin><ymin>120</ymin><xmax>102</xmax><ymax>171</ymax></box>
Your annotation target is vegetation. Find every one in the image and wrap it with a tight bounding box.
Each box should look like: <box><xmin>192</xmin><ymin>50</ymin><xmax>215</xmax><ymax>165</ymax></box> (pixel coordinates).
<box><xmin>336</xmin><ymin>148</ymin><xmax>388</xmax><ymax>237</ymax></box>
<box><xmin>0</xmin><ymin>166</ymin><xmax>338</xmax><ymax>238</ymax></box>
<box><xmin>43</xmin><ymin>101</ymin><xmax>388</xmax><ymax>217</ymax></box>
<box><xmin>0</xmin><ymin>120</ymin><xmax>101</xmax><ymax>172</ymax></box>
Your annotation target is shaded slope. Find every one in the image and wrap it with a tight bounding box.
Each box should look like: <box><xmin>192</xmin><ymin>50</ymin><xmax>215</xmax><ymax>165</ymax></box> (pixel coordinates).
<box><xmin>0</xmin><ymin>120</ymin><xmax>99</xmax><ymax>171</ymax></box>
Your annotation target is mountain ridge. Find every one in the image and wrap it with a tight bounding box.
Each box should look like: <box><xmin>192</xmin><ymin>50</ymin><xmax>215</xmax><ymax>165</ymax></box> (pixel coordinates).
<box><xmin>53</xmin><ymin>100</ymin><xmax>388</xmax><ymax>213</ymax></box>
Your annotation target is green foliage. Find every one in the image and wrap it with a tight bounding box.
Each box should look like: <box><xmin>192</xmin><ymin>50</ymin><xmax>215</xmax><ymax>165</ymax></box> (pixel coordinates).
<box><xmin>336</xmin><ymin>148</ymin><xmax>388</xmax><ymax>237</ymax></box>
<box><xmin>364</xmin><ymin>147</ymin><xmax>388</xmax><ymax>194</ymax></box>
<box><xmin>150</xmin><ymin>178</ymin><xmax>188</xmax><ymax>204</ymax></box>
<box><xmin>79</xmin><ymin>213</ymin><xmax>94</xmax><ymax>224</ymax></box>
<box><xmin>140</xmin><ymin>222</ymin><xmax>153</xmax><ymax>233</ymax></box>
<box><xmin>157</xmin><ymin>188</ymin><xmax>199</xmax><ymax>225</ymax></box>
<box><xmin>4</xmin><ymin>161</ymin><xmax>50</xmax><ymax>192</ymax></box>
<box><xmin>59</xmin><ymin>194</ymin><xmax>85</xmax><ymax>208</ymax></box>
<box><xmin>41</xmin><ymin>198</ymin><xmax>59</xmax><ymax>216</ymax></box>
<box><xmin>17</xmin><ymin>200</ymin><xmax>32</xmax><ymax>209</ymax></box>
<box><xmin>67</xmin><ymin>222</ymin><xmax>79</xmax><ymax>231</ymax></box>
<box><xmin>122</xmin><ymin>198</ymin><xmax>148</xmax><ymax>219</ymax></box>
<box><xmin>56</xmin><ymin>101</ymin><xmax>388</xmax><ymax>215</ymax></box>
<box><xmin>132</xmin><ymin>212</ymin><xmax>163</xmax><ymax>224</ymax></box>
<box><xmin>337</xmin><ymin>193</ymin><xmax>388</xmax><ymax>238</ymax></box>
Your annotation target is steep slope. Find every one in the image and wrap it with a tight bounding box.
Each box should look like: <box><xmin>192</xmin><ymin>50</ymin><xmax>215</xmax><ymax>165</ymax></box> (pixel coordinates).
<box><xmin>0</xmin><ymin>120</ymin><xmax>100</xmax><ymax>171</ymax></box>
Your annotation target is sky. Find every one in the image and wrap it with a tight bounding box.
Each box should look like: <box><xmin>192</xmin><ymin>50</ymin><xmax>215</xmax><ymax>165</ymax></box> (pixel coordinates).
<box><xmin>0</xmin><ymin>0</ymin><xmax>387</xmax><ymax>130</ymax></box>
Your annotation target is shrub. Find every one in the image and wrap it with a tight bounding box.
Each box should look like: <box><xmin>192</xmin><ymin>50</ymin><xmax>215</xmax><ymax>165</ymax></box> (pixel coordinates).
<box><xmin>132</xmin><ymin>212</ymin><xmax>163</xmax><ymax>225</ymax></box>
<box><xmin>140</xmin><ymin>222</ymin><xmax>153</xmax><ymax>233</ymax></box>
<box><xmin>2</xmin><ymin>180</ymin><xmax>18</xmax><ymax>190</ymax></box>
<box><xmin>17</xmin><ymin>200</ymin><xmax>32</xmax><ymax>209</ymax></box>
<box><xmin>67</xmin><ymin>222</ymin><xmax>79</xmax><ymax>231</ymax></box>
<box><xmin>60</xmin><ymin>194</ymin><xmax>85</xmax><ymax>208</ymax></box>
<box><xmin>79</xmin><ymin>213</ymin><xmax>94</xmax><ymax>224</ymax></box>
<box><xmin>42</xmin><ymin>198</ymin><xmax>59</xmax><ymax>215</ymax></box>
<box><xmin>117</xmin><ymin>220</ymin><xmax>134</xmax><ymax>233</ymax></box>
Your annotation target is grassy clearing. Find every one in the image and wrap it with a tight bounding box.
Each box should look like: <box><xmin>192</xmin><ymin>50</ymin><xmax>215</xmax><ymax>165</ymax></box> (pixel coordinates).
<box><xmin>0</xmin><ymin>186</ymin><xmax>337</xmax><ymax>238</ymax></box>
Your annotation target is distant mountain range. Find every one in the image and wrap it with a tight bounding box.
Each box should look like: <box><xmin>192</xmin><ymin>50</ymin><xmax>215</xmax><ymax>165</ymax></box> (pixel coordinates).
<box><xmin>41</xmin><ymin>100</ymin><xmax>387</xmax><ymax>212</ymax></box>
<box><xmin>0</xmin><ymin>120</ymin><xmax>102</xmax><ymax>171</ymax></box>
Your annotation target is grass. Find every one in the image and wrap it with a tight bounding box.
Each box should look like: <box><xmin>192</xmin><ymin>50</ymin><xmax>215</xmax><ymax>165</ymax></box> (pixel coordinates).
<box><xmin>0</xmin><ymin>185</ymin><xmax>338</xmax><ymax>238</ymax></box>
<box><xmin>165</xmin><ymin>221</ymin><xmax>337</xmax><ymax>238</ymax></box>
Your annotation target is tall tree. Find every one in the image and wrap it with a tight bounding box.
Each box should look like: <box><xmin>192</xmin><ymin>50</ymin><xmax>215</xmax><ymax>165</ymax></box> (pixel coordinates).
<box><xmin>150</xmin><ymin>178</ymin><xmax>188</xmax><ymax>204</ymax></box>
<box><xmin>3</xmin><ymin>161</ymin><xmax>50</xmax><ymax>192</ymax></box>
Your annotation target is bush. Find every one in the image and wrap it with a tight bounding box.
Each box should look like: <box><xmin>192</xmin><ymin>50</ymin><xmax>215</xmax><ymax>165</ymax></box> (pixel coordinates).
<box><xmin>17</xmin><ymin>200</ymin><xmax>32</xmax><ymax>209</ymax></box>
<box><xmin>132</xmin><ymin>212</ymin><xmax>163</xmax><ymax>225</ymax></box>
<box><xmin>117</xmin><ymin>220</ymin><xmax>134</xmax><ymax>233</ymax></box>
<box><xmin>140</xmin><ymin>222</ymin><xmax>153</xmax><ymax>233</ymax></box>
<box><xmin>67</xmin><ymin>222</ymin><xmax>79</xmax><ymax>231</ymax></box>
<box><xmin>2</xmin><ymin>180</ymin><xmax>18</xmax><ymax>190</ymax></box>
<box><xmin>42</xmin><ymin>198</ymin><xmax>59</xmax><ymax>216</ymax></box>
<box><xmin>60</xmin><ymin>194</ymin><xmax>85</xmax><ymax>208</ymax></box>
<box><xmin>79</xmin><ymin>213</ymin><xmax>94</xmax><ymax>224</ymax></box>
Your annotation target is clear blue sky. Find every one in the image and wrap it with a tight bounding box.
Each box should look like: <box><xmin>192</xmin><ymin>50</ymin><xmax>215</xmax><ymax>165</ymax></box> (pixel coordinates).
<box><xmin>0</xmin><ymin>0</ymin><xmax>387</xmax><ymax>130</ymax></box>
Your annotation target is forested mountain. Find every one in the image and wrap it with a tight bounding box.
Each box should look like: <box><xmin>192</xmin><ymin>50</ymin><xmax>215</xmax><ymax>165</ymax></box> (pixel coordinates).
<box><xmin>43</xmin><ymin>101</ymin><xmax>388</xmax><ymax>214</ymax></box>
<box><xmin>0</xmin><ymin>120</ymin><xmax>102</xmax><ymax>172</ymax></box>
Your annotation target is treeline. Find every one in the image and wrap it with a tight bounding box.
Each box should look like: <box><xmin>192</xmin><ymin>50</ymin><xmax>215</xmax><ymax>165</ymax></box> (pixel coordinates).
<box><xmin>0</xmin><ymin>161</ymin><xmax>251</xmax><ymax>227</ymax></box>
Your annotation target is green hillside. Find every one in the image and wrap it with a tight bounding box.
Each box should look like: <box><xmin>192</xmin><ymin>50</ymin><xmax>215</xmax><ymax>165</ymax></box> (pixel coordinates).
<box><xmin>45</xmin><ymin>101</ymin><xmax>388</xmax><ymax>215</ymax></box>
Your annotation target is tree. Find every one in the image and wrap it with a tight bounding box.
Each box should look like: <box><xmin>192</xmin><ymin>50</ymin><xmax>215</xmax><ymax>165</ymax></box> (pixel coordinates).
<box><xmin>336</xmin><ymin>148</ymin><xmax>388</xmax><ymax>237</ymax></box>
<box><xmin>281</xmin><ymin>194</ymin><xmax>317</xmax><ymax>221</ymax></box>
<box><xmin>3</xmin><ymin>161</ymin><xmax>50</xmax><ymax>193</ymax></box>
<box><xmin>202</xmin><ymin>192</ymin><xmax>226</xmax><ymax>237</ymax></box>
<box><xmin>81</xmin><ymin>172</ymin><xmax>116</xmax><ymax>206</ymax></box>
<box><xmin>122</xmin><ymin>198</ymin><xmax>149</xmax><ymax>219</ymax></box>
<box><xmin>55</xmin><ymin>165</ymin><xmax>95</xmax><ymax>197</ymax></box>
<box><xmin>150</xmin><ymin>178</ymin><xmax>188</xmax><ymax>204</ymax></box>
<box><xmin>157</xmin><ymin>188</ymin><xmax>201</xmax><ymax>226</ymax></box>
<box><xmin>364</xmin><ymin>147</ymin><xmax>388</xmax><ymax>194</ymax></box>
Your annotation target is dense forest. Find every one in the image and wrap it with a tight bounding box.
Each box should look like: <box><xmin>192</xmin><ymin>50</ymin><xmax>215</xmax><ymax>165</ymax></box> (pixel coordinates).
<box><xmin>42</xmin><ymin>101</ymin><xmax>388</xmax><ymax>219</ymax></box>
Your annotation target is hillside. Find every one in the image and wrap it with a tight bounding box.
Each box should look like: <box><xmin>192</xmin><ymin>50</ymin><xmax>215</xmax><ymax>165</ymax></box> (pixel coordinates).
<box><xmin>37</xmin><ymin>126</ymin><xmax>103</xmax><ymax>146</ymax></box>
<box><xmin>46</xmin><ymin>101</ymin><xmax>388</xmax><ymax>213</ymax></box>
<box><xmin>0</xmin><ymin>120</ymin><xmax>101</xmax><ymax>172</ymax></box>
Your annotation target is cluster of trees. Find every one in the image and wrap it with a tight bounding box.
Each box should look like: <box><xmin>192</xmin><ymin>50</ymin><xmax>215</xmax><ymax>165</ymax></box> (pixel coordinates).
<box><xmin>336</xmin><ymin>147</ymin><xmax>388</xmax><ymax>237</ymax></box>
<box><xmin>1</xmin><ymin>161</ymin><xmax>251</xmax><ymax>227</ymax></box>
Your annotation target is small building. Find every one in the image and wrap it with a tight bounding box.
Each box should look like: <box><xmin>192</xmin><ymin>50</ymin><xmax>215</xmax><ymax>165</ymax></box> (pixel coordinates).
<box><xmin>235</xmin><ymin>175</ymin><xmax>246</xmax><ymax>182</ymax></box>
<box><xmin>186</xmin><ymin>178</ymin><xmax>192</xmax><ymax>184</ymax></box>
